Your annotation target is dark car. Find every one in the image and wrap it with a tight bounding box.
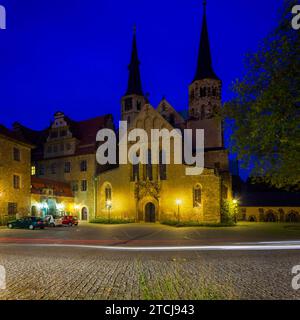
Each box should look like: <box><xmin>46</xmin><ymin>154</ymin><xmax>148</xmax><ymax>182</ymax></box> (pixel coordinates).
<box><xmin>7</xmin><ymin>217</ymin><xmax>45</xmax><ymax>230</ymax></box>
<box><xmin>62</xmin><ymin>216</ymin><xmax>78</xmax><ymax>227</ymax></box>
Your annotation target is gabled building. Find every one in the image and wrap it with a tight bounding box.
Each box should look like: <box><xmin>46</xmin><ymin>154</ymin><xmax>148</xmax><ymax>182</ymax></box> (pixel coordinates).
<box><xmin>15</xmin><ymin>113</ymin><xmax>113</xmax><ymax>221</ymax></box>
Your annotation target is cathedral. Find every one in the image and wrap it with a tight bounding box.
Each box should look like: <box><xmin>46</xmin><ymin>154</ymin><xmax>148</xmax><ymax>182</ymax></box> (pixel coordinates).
<box><xmin>96</xmin><ymin>3</ymin><xmax>232</xmax><ymax>223</ymax></box>
<box><xmin>0</xmin><ymin>3</ymin><xmax>232</xmax><ymax>224</ymax></box>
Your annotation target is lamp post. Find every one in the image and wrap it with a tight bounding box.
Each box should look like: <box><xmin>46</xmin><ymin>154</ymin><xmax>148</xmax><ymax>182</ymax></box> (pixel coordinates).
<box><xmin>176</xmin><ymin>199</ymin><xmax>182</xmax><ymax>224</ymax></box>
<box><xmin>106</xmin><ymin>200</ymin><xmax>112</xmax><ymax>223</ymax></box>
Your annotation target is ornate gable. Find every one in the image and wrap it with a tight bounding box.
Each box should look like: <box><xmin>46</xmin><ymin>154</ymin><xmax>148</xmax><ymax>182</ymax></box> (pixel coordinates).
<box><xmin>157</xmin><ymin>98</ymin><xmax>185</xmax><ymax>126</ymax></box>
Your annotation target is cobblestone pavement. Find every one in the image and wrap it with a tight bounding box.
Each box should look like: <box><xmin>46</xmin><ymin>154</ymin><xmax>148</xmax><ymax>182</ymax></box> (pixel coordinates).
<box><xmin>0</xmin><ymin>245</ymin><xmax>300</xmax><ymax>300</ymax></box>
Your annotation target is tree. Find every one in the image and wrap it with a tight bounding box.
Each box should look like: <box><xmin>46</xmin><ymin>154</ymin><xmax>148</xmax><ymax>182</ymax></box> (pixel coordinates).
<box><xmin>224</xmin><ymin>0</ymin><xmax>300</xmax><ymax>190</ymax></box>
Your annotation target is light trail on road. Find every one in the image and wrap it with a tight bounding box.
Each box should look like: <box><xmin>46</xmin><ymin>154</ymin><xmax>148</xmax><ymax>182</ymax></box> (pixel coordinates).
<box><xmin>1</xmin><ymin>241</ymin><xmax>300</xmax><ymax>252</ymax></box>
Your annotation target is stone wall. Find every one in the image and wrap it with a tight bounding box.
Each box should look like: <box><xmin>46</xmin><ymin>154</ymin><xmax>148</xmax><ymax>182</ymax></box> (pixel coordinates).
<box><xmin>0</xmin><ymin>136</ymin><xmax>32</xmax><ymax>224</ymax></box>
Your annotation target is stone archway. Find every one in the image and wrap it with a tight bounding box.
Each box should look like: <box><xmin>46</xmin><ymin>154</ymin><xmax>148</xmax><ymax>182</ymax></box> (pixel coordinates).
<box><xmin>265</xmin><ymin>210</ymin><xmax>277</xmax><ymax>222</ymax></box>
<box><xmin>145</xmin><ymin>202</ymin><xmax>156</xmax><ymax>223</ymax></box>
<box><xmin>81</xmin><ymin>207</ymin><xmax>88</xmax><ymax>221</ymax></box>
<box><xmin>286</xmin><ymin>211</ymin><xmax>300</xmax><ymax>222</ymax></box>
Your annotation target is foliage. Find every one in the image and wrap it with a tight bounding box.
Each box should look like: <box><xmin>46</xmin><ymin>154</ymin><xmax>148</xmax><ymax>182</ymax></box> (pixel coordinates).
<box><xmin>160</xmin><ymin>220</ymin><xmax>236</xmax><ymax>228</ymax></box>
<box><xmin>220</xmin><ymin>200</ymin><xmax>238</xmax><ymax>225</ymax></box>
<box><xmin>90</xmin><ymin>218</ymin><xmax>134</xmax><ymax>224</ymax></box>
<box><xmin>223</xmin><ymin>0</ymin><xmax>300</xmax><ymax>190</ymax></box>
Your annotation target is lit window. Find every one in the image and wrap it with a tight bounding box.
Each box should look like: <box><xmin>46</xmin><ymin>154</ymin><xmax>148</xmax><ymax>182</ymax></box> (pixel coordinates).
<box><xmin>193</xmin><ymin>185</ymin><xmax>202</xmax><ymax>207</ymax></box>
<box><xmin>31</xmin><ymin>166</ymin><xmax>36</xmax><ymax>176</ymax></box>
<box><xmin>105</xmin><ymin>185</ymin><xmax>112</xmax><ymax>201</ymax></box>
<box><xmin>13</xmin><ymin>175</ymin><xmax>20</xmax><ymax>189</ymax></box>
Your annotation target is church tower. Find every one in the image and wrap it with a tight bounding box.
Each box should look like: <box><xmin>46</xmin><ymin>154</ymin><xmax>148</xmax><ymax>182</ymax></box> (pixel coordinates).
<box><xmin>188</xmin><ymin>1</ymin><xmax>223</xmax><ymax>148</ymax></box>
<box><xmin>121</xmin><ymin>28</ymin><xmax>145</xmax><ymax>125</ymax></box>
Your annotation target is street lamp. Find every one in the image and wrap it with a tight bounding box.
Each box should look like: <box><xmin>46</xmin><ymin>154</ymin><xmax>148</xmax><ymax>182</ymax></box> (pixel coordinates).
<box><xmin>106</xmin><ymin>200</ymin><xmax>112</xmax><ymax>223</ymax></box>
<box><xmin>233</xmin><ymin>199</ymin><xmax>238</xmax><ymax>205</ymax></box>
<box><xmin>176</xmin><ymin>199</ymin><xmax>182</xmax><ymax>224</ymax></box>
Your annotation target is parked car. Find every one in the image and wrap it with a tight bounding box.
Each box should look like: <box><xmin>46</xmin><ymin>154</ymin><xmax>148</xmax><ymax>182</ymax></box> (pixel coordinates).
<box><xmin>62</xmin><ymin>216</ymin><xmax>78</xmax><ymax>227</ymax></box>
<box><xmin>44</xmin><ymin>215</ymin><xmax>63</xmax><ymax>227</ymax></box>
<box><xmin>7</xmin><ymin>217</ymin><xmax>45</xmax><ymax>230</ymax></box>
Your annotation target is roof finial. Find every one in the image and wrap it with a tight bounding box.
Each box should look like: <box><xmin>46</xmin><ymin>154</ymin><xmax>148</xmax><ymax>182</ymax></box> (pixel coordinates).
<box><xmin>133</xmin><ymin>24</ymin><xmax>137</xmax><ymax>35</ymax></box>
<box><xmin>203</xmin><ymin>0</ymin><xmax>207</xmax><ymax>11</ymax></box>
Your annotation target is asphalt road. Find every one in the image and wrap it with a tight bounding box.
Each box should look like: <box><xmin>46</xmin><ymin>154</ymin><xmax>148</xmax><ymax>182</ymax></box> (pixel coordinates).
<box><xmin>0</xmin><ymin>223</ymin><xmax>300</xmax><ymax>300</ymax></box>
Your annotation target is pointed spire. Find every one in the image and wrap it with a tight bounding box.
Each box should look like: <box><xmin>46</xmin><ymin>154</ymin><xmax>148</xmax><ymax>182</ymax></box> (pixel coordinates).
<box><xmin>126</xmin><ymin>26</ymin><xmax>144</xmax><ymax>96</ymax></box>
<box><xmin>193</xmin><ymin>1</ymin><xmax>219</xmax><ymax>82</ymax></box>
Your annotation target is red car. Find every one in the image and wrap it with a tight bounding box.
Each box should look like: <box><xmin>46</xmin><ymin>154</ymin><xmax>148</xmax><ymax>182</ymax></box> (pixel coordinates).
<box><xmin>62</xmin><ymin>216</ymin><xmax>78</xmax><ymax>227</ymax></box>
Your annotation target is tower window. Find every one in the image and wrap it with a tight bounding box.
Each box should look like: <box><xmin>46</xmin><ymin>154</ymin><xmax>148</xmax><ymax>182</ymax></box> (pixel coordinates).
<box><xmin>200</xmin><ymin>87</ymin><xmax>206</xmax><ymax>97</ymax></box>
<box><xmin>124</xmin><ymin>98</ymin><xmax>133</xmax><ymax>111</ymax></box>
<box><xmin>136</xmin><ymin>100</ymin><xmax>142</xmax><ymax>111</ymax></box>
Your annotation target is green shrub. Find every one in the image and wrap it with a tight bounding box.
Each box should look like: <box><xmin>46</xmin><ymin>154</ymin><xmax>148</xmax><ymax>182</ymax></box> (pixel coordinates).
<box><xmin>160</xmin><ymin>220</ymin><xmax>236</xmax><ymax>228</ymax></box>
<box><xmin>221</xmin><ymin>200</ymin><xmax>238</xmax><ymax>225</ymax></box>
<box><xmin>90</xmin><ymin>218</ymin><xmax>134</xmax><ymax>225</ymax></box>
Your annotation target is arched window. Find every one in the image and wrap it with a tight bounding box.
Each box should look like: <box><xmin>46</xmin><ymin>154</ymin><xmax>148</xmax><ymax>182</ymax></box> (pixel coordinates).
<box><xmin>144</xmin><ymin>150</ymin><xmax>153</xmax><ymax>181</ymax></box>
<box><xmin>132</xmin><ymin>163</ymin><xmax>139</xmax><ymax>181</ymax></box>
<box><xmin>105</xmin><ymin>185</ymin><xmax>112</xmax><ymax>202</ymax></box>
<box><xmin>159</xmin><ymin>150</ymin><xmax>167</xmax><ymax>180</ymax></box>
<box><xmin>200</xmin><ymin>87</ymin><xmax>206</xmax><ymax>97</ymax></box>
<box><xmin>193</xmin><ymin>185</ymin><xmax>202</xmax><ymax>207</ymax></box>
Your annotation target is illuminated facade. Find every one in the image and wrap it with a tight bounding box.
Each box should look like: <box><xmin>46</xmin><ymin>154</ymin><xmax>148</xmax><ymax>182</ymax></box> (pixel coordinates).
<box><xmin>97</xmin><ymin>5</ymin><xmax>232</xmax><ymax>223</ymax></box>
<box><xmin>0</xmin><ymin>125</ymin><xmax>33</xmax><ymax>224</ymax></box>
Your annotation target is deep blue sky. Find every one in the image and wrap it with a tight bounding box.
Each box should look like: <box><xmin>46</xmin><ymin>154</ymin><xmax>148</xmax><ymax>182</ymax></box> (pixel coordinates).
<box><xmin>0</xmin><ymin>0</ymin><xmax>282</xmax><ymax>130</ymax></box>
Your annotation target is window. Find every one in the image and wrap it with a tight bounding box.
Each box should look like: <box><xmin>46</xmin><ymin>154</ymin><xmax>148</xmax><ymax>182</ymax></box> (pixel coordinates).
<box><xmin>66</xmin><ymin>143</ymin><xmax>71</xmax><ymax>151</ymax></box>
<box><xmin>132</xmin><ymin>163</ymin><xmax>139</xmax><ymax>181</ymax></box>
<box><xmin>60</xmin><ymin>143</ymin><xmax>64</xmax><ymax>151</ymax></box>
<box><xmin>13</xmin><ymin>175</ymin><xmax>20</xmax><ymax>189</ymax></box>
<box><xmin>124</xmin><ymin>98</ymin><xmax>133</xmax><ymax>111</ymax></box>
<box><xmin>159</xmin><ymin>150</ymin><xmax>167</xmax><ymax>180</ymax></box>
<box><xmin>80</xmin><ymin>160</ymin><xmax>87</xmax><ymax>172</ymax></box>
<box><xmin>47</xmin><ymin>146</ymin><xmax>52</xmax><ymax>153</ymax></box>
<box><xmin>136</xmin><ymin>100</ymin><xmax>142</xmax><ymax>111</ymax></box>
<box><xmin>81</xmin><ymin>180</ymin><xmax>87</xmax><ymax>192</ymax></box>
<box><xmin>71</xmin><ymin>182</ymin><xmax>78</xmax><ymax>192</ymax></box>
<box><xmin>8</xmin><ymin>203</ymin><xmax>17</xmax><ymax>216</ymax></box>
<box><xmin>53</xmin><ymin>145</ymin><xmax>58</xmax><ymax>153</ymax></box>
<box><xmin>31</xmin><ymin>166</ymin><xmax>36</xmax><ymax>176</ymax></box>
<box><xmin>64</xmin><ymin>162</ymin><xmax>71</xmax><ymax>173</ymax></box>
<box><xmin>144</xmin><ymin>150</ymin><xmax>152</xmax><ymax>181</ymax></box>
<box><xmin>38</xmin><ymin>165</ymin><xmax>45</xmax><ymax>176</ymax></box>
<box><xmin>13</xmin><ymin>148</ymin><xmax>20</xmax><ymax>161</ymax></box>
<box><xmin>200</xmin><ymin>87</ymin><xmax>206</xmax><ymax>98</ymax></box>
<box><xmin>105</xmin><ymin>185</ymin><xmax>112</xmax><ymax>201</ymax></box>
<box><xmin>193</xmin><ymin>185</ymin><xmax>202</xmax><ymax>207</ymax></box>
<box><xmin>51</xmin><ymin>163</ymin><xmax>57</xmax><ymax>174</ymax></box>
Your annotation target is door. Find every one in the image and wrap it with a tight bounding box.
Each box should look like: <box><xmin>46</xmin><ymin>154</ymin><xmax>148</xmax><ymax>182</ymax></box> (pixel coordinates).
<box><xmin>81</xmin><ymin>207</ymin><xmax>88</xmax><ymax>221</ymax></box>
<box><xmin>145</xmin><ymin>203</ymin><xmax>156</xmax><ymax>223</ymax></box>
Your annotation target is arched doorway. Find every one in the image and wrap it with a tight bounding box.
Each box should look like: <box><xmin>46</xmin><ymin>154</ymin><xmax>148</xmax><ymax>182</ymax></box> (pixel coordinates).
<box><xmin>265</xmin><ymin>211</ymin><xmax>277</xmax><ymax>222</ymax></box>
<box><xmin>145</xmin><ymin>203</ymin><xmax>156</xmax><ymax>223</ymax></box>
<box><xmin>81</xmin><ymin>207</ymin><xmax>88</xmax><ymax>221</ymax></box>
<box><xmin>286</xmin><ymin>211</ymin><xmax>300</xmax><ymax>222</ymax></box>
